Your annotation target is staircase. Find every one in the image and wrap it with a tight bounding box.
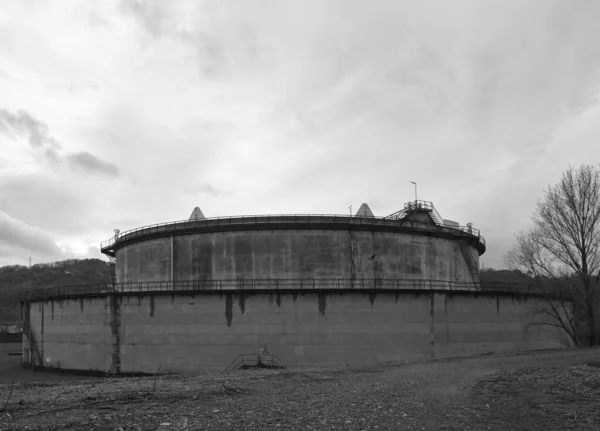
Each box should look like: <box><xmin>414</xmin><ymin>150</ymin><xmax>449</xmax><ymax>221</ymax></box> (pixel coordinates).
<box><xmin>384</xmin><ymin>208</ymin><xmax>409</xmax><ymax>221</ymax></box>
<box><xmin>21</xmin><ymin>301</ymin><xmax>43</xmax><ymax>370</ymax></box>
<box><xmin>224</xmin><ymin>353</ymin><xmax>286</xmax><ymax>373</ymax></box>
<box><xmin>428</xmin><ymin>207</ymin><xmax>443</xmax><ymax>225</ymax></box>
<box><xmin>106</xmin><ymin>257</ymin><xmax>117</xmax><ymax>284</ymax></box>
<box><xmin>458</xmin><ymin>240</ymin><xmax>481</xmax><ymax>284</ymax></box>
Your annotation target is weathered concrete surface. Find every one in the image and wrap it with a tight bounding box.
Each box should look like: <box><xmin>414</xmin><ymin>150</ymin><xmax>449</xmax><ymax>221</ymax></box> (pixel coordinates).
<box><xmin>26</xmin><ymin>292</ymin><xmax>563</xmax><ymax>374</ymax></box>
<box><xmin>25</xmin><ymin>298</ymin><xmax>113</xmax><ymax>372</ymax></box>
<box><xmin>116</xmin><ymin>231</ymin><xmax>480</xmax><ymax>284</ymax></box>
<box><xmin>118</xmin><ymin>238</ymin><xmax>172</xmax><ymax>283</ymax></box>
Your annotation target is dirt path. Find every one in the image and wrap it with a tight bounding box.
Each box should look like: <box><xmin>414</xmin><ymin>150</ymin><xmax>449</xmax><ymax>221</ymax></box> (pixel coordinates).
<box><xmin>1</xmin><ymin>348</ymin><xmax>599</xmax><ymax>430</ymax></box>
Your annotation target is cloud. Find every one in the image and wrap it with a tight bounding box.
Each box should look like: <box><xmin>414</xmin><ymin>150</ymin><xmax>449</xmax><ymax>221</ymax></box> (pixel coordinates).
<box><xmin>65</xmin><ymin>151</ymin><xmax>120</xmax><ymax>177</ymax></box>
<box><xmin>0</xmin><ymin>175</ymin><xmax>88</xmax><ymax>234</ymax></box>
<box><xmin>0</xmin><ymin>210</ymin><xmax>65</xmax><ymax>260</ymax></box>
<box><xmin>0</xmin><ymin>109</ymin><xmax>61</xmax><ymax>149</ymax></box>
<box><xmin>121</xmin><ymin>0</ymin><xmax>170</xmax><ymax>38</ymax></box>
<box><xmin>0</xmin><ymin>109</ymin><xmax>120</xmax><ymax>177</ymax></box>
<box><xmin>182</xmin><ymin>183</ymin><xmax>231</xmax><ymax>199</ymax></box>
<box><xmin>122</xmin><ymin>1</ymin><xmax>265</xmax><ymax>79</ymax></box>
<box><xmin>1</xmin><ymin>0</ymin><xmax>599</xmax><ymax>271</ymax></box>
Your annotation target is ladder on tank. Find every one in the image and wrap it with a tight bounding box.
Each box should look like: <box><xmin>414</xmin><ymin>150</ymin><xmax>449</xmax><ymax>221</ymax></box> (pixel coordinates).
<box><xmin>106</xmin><ymin>256</ymin><xmax>116</xmax><ymax>285</ymax></box>
<box><xmin>20</xmin><ymin>299</ymin><xmax>43</xmax><ymax>370</ymax></box>
<box><xmin>458</xmin><ymin>240</ymin><xmax>481</xmax><ymax>285</ymax></box>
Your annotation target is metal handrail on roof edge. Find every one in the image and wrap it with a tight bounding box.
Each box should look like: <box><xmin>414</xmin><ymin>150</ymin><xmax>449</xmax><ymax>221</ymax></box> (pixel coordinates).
<box><xmin>16</xmin><ymin>278</ymin><xmax>557</xmax><ymax>303</ymax></box>
<box><xmin>100</xmin><ymin>202</ymin><xmax>485</xmax><ymax>252</ymax></box>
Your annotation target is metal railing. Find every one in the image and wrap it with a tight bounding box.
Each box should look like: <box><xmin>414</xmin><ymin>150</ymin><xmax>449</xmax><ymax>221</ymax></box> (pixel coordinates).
<box><xmin>17</xmin><ymin>278</ymin><xmax>549</xmax><ymax>302</ymax></box>
<box><xmin>100</xmin><ymin>204</ymin><xmax>485</xmax><ymax>252</ymax></box>
<box><xmin>224</xmin><ymin>353</ymin><xmax>286</xmax><ymax>373</ymax></box>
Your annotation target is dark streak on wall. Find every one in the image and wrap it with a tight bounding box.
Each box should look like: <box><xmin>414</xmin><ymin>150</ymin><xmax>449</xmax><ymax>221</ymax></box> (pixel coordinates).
<box><xmin>149</xmin><ymin>296</ymin><xmax>155</xmax><ymax>318</ymax></box>
<box><xmin>276</xmin><ymin>292</ymin><xmax>282</xmax><ymax>307</ymax></box>
<box><xmin>429</xmin><ymin>293</ymin><xmax>435</xmax><ymax>317</ymax></box>
<box><xmin>512</xmin><ymin>295</ymin><xmax>528</xmax><ymax>305</ymax></box>
<box><xmin>496</xmin><ymin>296</ymin><xmax>500</xmax><ymax>314</ymax></box>
<box><xmin>238</xmin><ymin>293</ymin><xmax>246</xmax><ymax>314</ymax></box>
<box><xmin>368</xmin><ymin>292</ymin><xmax>376</xmax><ymax>308</ymax></box>
<box><xmin>225</xmin><ymin>293</ymin><xmax>233</xmax><ymax>327</ymax></box>
<box><xmin>318</xmin><ymin>293</ymin><xmax>327</xmax><ymax>316</ymax></box>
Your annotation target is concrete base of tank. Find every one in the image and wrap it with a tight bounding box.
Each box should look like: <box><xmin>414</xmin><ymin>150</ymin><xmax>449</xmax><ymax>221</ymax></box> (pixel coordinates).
<box><xmin>24</xmin><ymin>290</ymin><xmax>566</xmax><ymax>374</ymax></box>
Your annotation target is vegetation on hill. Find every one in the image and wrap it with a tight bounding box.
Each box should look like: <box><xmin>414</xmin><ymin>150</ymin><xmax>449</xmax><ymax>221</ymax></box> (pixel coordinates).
<box><xmin>0</xmin><ymin>259</ymin><xmax>111</xmax><ymax>323</ymax></box>
<box><xmin>479</xmin><ymin>268</ymin><xmax>533</xmax><ymax>284</ymax></box>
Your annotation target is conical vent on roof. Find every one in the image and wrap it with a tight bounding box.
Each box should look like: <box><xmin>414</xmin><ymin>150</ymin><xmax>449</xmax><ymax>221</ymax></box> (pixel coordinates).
<box><xmin>355</xmin><ymin>203</ymin><xmax>374</xmax><ymax>217</ymax></box>
<box><xmin>189</xmin><ymin>207</ymin><xmax>205</xmax><ymax>220</ymax></box>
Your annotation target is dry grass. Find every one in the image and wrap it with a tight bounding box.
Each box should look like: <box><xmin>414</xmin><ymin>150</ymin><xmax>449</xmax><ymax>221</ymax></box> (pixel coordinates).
<box><xmin>468</xmin><ymin>363</ymin><xmax>600</xmax><ymax>430</ymax></box>
<box><xmin>0</xmin><ymin>348</ymin><xmax>599</xmax><ymax>430</ymax></box>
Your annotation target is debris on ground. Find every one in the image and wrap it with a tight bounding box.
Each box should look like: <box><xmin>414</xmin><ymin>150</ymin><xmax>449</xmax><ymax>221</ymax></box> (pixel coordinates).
<box><xmin>0</xmin><ymin>348</ymin><xmax>599</xmax><ymax>430</ymax></box>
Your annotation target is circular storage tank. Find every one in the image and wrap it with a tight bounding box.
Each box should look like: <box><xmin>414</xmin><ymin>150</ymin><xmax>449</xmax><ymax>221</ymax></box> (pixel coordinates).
<box><xmin>18</xmin><ymin>202</ymin><xmax>566</xmax><ymax>374</ymax></box>
<box><xmin>105</xmin><ymin>201</ymin><xmax>486</xmax><ymax>286</ymax></box>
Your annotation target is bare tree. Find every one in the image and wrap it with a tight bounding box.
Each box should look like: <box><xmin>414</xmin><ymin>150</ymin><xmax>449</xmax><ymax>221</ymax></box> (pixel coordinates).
<box><xmin>505</xmin><ymin>229</ymin><xmax>580</xmax><ymax>346</ymax></box>
<box><xmin>505</xmin><ymin>164</ymin><xmax>600</xmax><ymax>346</ymax></box>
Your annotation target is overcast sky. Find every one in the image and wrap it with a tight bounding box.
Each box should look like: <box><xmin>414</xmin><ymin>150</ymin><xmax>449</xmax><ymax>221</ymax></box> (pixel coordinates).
<box><xmin>1</xmin><ymin>0</ymin><xmax>599</xmax><ymax>269</ymax></box>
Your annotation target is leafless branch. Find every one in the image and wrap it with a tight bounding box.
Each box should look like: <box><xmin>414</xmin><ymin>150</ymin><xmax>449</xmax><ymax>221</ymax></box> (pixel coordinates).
<box><xmin>507</xmin><ymin>164</ymin><xmax>600</xmax><ymax>346</ymax></box>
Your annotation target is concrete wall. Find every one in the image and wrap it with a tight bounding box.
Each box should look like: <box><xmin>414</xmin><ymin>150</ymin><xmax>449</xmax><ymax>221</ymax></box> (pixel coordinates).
<box><xmin>25</xmin><ymin>291</ymin><xmax>563</xmax><ymax>374</ymax></box>
<box><xmin>118</xmin><ymin>238</ymin><xmax>172</xmax><ymax>283</ymax></box>
<box><xmin>116</xmin><ymin>230</ymin><xmax>479</xmax><ymax>284</ymax></box>
<box><xmin>24</xmin><ymin>298</ymin><xmax>114</xmax><ymax>371</ymax></box>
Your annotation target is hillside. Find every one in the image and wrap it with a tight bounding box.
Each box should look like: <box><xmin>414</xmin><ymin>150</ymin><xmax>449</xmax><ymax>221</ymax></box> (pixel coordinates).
<box><xmin>0</xmin><ymin>259</ymin><xmax>112</xmax><ymax>323</ymax></box>
<box><xmin>479</xmin><ymin>268</ymin><xmax>533</xmax><ymax>284</ymax></box>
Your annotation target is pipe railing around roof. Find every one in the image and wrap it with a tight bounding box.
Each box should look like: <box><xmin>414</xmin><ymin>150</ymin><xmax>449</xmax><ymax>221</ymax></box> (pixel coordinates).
<box><xmin>101</xmin><ymin>207</ymin><xmax>485</xmax><ymax>252</ymax></box>
<box><xmin>17</xmin><ymin>278</ymin><xmax>551</xmax><ymax>302</ymax></box>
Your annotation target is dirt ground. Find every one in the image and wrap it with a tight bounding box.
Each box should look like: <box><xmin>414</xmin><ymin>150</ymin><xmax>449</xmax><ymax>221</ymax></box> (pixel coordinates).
<box><xmin>1</xmin><ymin>348</ymin><xmax>599</xmax><ymax>430</ymax></box>
<box><xmin>0</xmin><ymin>344</ymin><xmax>95</xmax><ymax>384</ymax></box>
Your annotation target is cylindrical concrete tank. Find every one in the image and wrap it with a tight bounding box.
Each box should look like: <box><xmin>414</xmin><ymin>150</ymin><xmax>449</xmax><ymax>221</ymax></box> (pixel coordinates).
<box><xmin>20</xmin><ymin>201</ymin><xmax>567</xmax><ymax>376</ymax></box>
<box><xmin>103</xmin><ymin>201</ymin><xmax>486</xmax><ymax>286</ymax></box>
